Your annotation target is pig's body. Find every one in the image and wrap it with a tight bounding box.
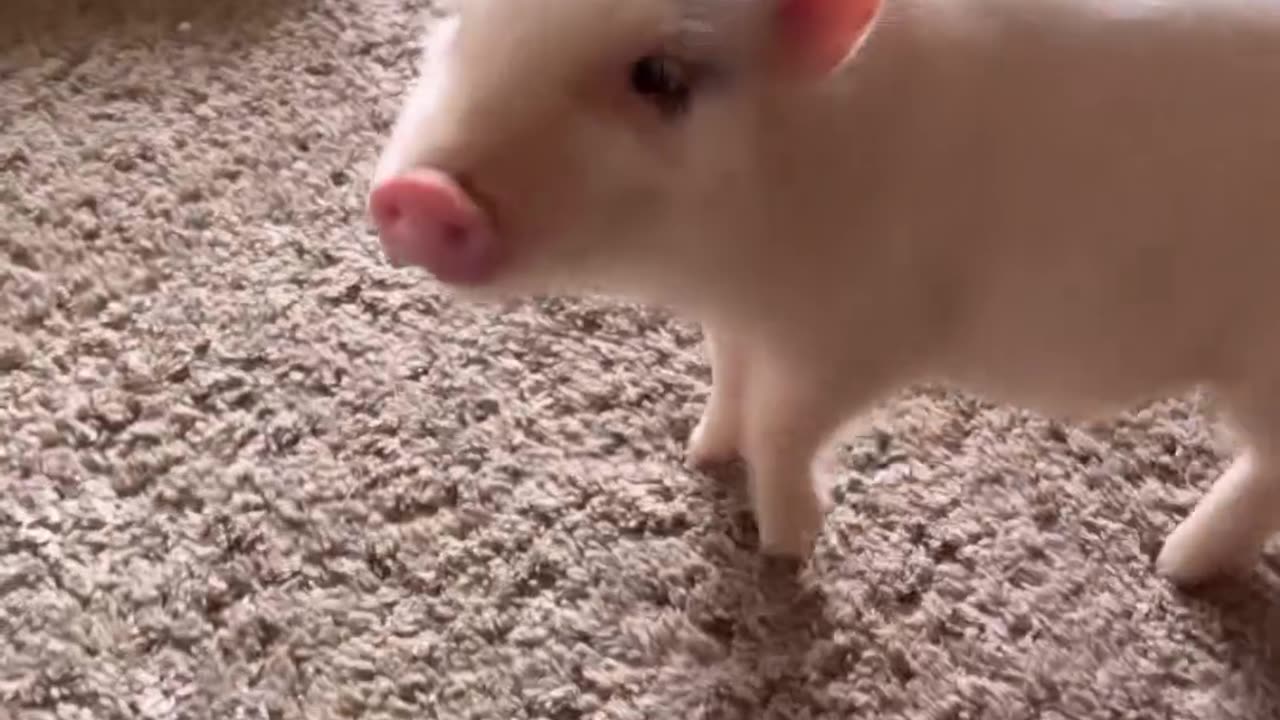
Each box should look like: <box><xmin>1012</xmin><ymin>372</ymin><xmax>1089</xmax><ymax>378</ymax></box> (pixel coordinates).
<box><xmin>832</xmin><ymin>0</ymin><xmax>1280</xmax><ymax>419</ymax></box>
<box><xmin>369</xmin><ymin>0</ymin><xmax>1280</xmax><ymax>587</ymax></box>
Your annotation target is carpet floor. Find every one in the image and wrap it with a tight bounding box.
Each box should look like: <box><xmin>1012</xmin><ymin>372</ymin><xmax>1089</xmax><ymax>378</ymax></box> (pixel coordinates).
<box><xmin>3</xmin><ymin>1</ymin><xmax>1280</xmax><ymax>718</ymax></box>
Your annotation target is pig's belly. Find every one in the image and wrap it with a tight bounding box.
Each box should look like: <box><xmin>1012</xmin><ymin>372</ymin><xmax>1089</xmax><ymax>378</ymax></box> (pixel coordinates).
<box><xmin>942</xmin><ymin>345</ymin><xmax>1200</xmax><ymax>422</ymax></box>
<box><xmin>933</xmin><ymin>289</ymin><xmax>1230</xmax><ymax>421</ymax></box>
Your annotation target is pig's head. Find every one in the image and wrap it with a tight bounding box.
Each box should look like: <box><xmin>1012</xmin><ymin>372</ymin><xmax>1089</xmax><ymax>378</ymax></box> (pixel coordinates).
<box><xmin>368</xmin><ymin>0</ymin><xmax>883</xmax><ymax>306</ymax></box>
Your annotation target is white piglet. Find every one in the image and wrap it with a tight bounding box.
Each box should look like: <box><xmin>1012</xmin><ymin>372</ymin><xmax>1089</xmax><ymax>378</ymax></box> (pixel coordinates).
<box><xmin>368</xmin><ymin>0</ymin><xmax>1280</xmax><ymax>586</ymax></box>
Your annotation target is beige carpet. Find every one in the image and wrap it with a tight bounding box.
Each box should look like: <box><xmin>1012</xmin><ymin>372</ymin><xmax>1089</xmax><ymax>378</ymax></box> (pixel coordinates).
<box><xmin>2</xmin><ymin>1</ymin><xmax>1279</xmax><ymax>718</ymax></box>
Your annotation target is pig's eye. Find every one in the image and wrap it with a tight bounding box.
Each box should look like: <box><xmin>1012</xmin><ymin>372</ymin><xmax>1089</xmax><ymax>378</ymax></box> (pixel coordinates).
<box><xmin>629</xmin><ymin>55</ymin><xmax>692</xmax><ymax>118</ymax></box>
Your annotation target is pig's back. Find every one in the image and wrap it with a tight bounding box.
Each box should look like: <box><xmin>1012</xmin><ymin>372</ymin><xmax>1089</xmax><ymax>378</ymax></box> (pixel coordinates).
<box><xmin>931</xmin><ymin>0</ymin><xmax>1280</xmax><ymax>252</ymax></box>
<box><xmin>890</xmin><ymin>0</ymin><xmax>1280</xmax><ymax>412</ymax></box>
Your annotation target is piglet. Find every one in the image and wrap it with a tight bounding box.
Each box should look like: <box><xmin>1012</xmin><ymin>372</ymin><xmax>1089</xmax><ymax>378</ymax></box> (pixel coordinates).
<box><xmin>368</xmin><ymin>0</ymin><xmax>1280</xmax><ymax>587</ymax></box>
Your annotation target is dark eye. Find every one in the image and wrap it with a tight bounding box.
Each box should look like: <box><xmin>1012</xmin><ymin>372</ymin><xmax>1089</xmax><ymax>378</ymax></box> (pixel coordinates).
<box><xmin>629</xmin><ymin>55</ymin><xmax>692</xmax><ymax>118</ymax></box>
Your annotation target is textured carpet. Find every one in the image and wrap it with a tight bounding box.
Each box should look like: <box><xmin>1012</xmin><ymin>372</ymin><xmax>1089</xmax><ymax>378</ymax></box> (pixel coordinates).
<box><xmin>2</xmin><ymin>1</ymin><xmax>1280</xmax><ymax>718</ymax></box>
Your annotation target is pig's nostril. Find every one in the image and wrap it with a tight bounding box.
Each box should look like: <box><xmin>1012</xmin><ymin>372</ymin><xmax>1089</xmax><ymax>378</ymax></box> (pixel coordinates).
<box><xmin>370</xmin><ymin>192</ymin><xmax>404</xmax><ymax>230</ymax></box>
<box><xmin>442</xmin><ymin>224</ymin><xmax>469</xmax><ymax>250</ymax></box>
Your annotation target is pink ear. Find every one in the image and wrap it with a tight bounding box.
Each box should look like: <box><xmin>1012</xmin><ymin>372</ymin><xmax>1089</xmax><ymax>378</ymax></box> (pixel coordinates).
<box><xmin>775</xmin><ymin>0</ymin><xmax>881</xmax><ymax>76</ymax></box>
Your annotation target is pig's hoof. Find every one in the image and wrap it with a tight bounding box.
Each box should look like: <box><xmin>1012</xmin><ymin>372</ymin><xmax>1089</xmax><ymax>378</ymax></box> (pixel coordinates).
<box><xmin>686</xmin><ymin>416</ymin><xmax>738</xmax><ymax>469</ymax></box>
<box><xmin>757</xmin><ymin>500</ymin><xmax>824</xmax><ymax>559</ymax></box>
<box><xmin>1155</xmin><ymin>521</ymin><xmax>1257</xmax><ymax>587</ymax></box>
<box><xmin>759</xmin><ymin>523</ymin><xmax>820</xmax><ymax>559</ymax></box>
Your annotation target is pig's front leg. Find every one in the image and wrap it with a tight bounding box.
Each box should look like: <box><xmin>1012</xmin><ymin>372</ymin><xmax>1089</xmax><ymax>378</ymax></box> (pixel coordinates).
<box><xmin>687</xmin><ymin>327</ymin><xmax>746</xmax><ymax>467</ymax></box>
<box><xmin>740</xmin><ymin>345</ymin><xmax>858</xmax><ymax>558</ymax></box>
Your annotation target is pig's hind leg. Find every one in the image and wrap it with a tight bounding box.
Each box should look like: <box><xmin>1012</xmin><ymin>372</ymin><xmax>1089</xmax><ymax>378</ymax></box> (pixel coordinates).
<box><xmin>1156</xmin><ymin>387</ymin><xmax>1280</xmax><ymax>586</ymax></box>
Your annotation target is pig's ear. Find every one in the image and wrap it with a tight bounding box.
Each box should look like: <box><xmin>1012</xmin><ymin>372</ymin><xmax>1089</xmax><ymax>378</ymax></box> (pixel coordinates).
<box><xmin>772</xmin><ymin>0</ymin><xmax>882</xmax><ymax>78</ymax></box>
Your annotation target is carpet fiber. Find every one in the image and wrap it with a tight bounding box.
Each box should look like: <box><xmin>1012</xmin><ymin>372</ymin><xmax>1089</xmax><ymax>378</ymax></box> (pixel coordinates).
<box><xmin>3</xmin><ymin>1</ymin><xmax>1280</xmax><ymax>718</ymax></box>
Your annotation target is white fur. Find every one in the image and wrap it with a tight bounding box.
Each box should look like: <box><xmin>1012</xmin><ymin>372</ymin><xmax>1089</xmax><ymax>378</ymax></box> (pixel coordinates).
<box><xmin>373</xmin><ymin>0</ymin><xmax>1280</xmax><ymax>586</ymax></box>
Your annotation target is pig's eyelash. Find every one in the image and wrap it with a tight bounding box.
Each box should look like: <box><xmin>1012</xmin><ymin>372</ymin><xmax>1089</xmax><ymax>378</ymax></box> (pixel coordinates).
<box><xmin>674</xmin><ymin>15</ymin><xmax>715</xmax><ymax>40</ymax></box>
<box><xmin>674</xmin><ymin>0</ymin><xmax>740</xmax><ymax>37</ymax></box>
<box><xmin>668</xmin><ymin>16</ymin><xmax>726</xmax><ymax>60</ymax></box>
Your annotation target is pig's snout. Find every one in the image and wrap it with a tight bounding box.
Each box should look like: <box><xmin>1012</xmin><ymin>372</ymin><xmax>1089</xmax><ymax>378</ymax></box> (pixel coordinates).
<box><xmin>368</xmin><ymin>169</ymin><xmax>502</xmax><ymax>286</ymax></box>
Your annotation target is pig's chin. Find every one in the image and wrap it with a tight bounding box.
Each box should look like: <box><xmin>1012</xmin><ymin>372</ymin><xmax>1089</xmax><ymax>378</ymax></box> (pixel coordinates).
<box><xmin>417</xmin><ymin>247</ymin><xmax>561</xmax><ymax>303</ymax></box>
<box><xmin>394</xmin><ymin>245</ymin><xmax>505</xmax><ymax>289</ymax></box>
<box><xmin>408</xmin><ymin>230</ymin><xmax>678</xmax><ymax>307</ymax></box>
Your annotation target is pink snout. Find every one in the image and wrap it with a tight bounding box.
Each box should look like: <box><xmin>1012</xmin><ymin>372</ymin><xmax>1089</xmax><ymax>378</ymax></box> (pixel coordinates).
<box><xmin>368</xmin><ymin>169</ymin><xmax>502</xmax><ymax>286</ymax></box>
